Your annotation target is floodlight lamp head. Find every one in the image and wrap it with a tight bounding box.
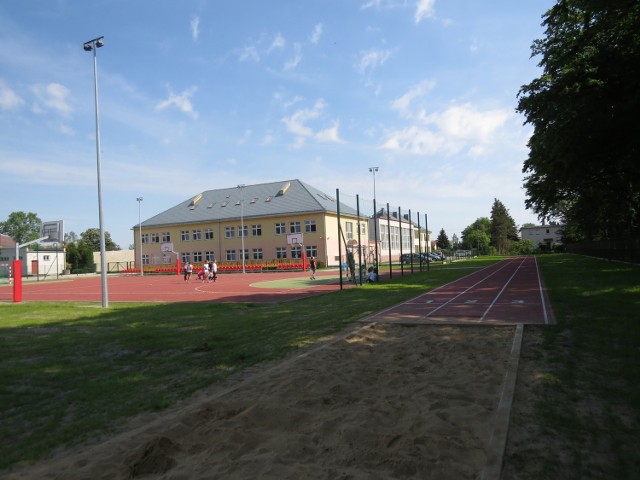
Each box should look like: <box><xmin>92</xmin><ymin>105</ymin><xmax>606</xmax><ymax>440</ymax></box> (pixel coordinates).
<box><xmin>83</xmin><ymin>43</ymin><xmax>93</xmax><ymax>51</ymax></box>
<box><xmin>95</xmin><ymin>39</ymin><xmax>104</xmax><ymax>48</ymax></box>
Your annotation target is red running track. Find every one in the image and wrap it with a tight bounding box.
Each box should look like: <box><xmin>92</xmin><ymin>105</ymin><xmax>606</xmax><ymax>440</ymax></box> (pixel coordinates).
<box><xmin>367</xmin><ymin>257</ymin><xmax>555</xmax><ymax>325</ymax></box>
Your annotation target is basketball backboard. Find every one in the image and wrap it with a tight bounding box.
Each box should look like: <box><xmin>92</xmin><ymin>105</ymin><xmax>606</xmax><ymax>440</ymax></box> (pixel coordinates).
<box><xmin>41</xmin><ymin>220</ymin><xmax>64</xmax><ymax>243</ymax></box>
<box><xmin>286</xmin><ymin>233</ymin><xmax>304</xmax><ymax>245</ymax></box>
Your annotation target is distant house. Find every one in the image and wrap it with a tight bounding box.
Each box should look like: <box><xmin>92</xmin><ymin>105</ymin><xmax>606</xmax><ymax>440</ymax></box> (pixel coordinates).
<box><xmin>520</xmin><ymin>224</ymin><xmax>564</xmax><ymax>251</ymax></box>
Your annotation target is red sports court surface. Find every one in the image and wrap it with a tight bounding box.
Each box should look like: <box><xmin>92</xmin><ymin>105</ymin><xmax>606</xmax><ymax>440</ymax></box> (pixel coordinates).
<box><xmin>365</xmin><ymin>256</ymin><xmax>554</xmax><ymax>325</ymax></box>
<box><xmin>7</xmin><ymin>270</ymin><xmax>343</xmax><ymax>304</ymax></box>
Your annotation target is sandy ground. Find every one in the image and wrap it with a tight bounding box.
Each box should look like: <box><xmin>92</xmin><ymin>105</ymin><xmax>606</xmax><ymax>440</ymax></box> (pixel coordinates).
<box><xmin>5</xmin><ymin>323</ymin><xmax>517</xmax><ymax>480</ymax></box>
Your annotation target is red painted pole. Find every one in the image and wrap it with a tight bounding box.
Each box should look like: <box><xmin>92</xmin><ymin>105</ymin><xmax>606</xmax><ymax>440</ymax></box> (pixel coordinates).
<box><xmin>13</xmin><ymin>260</ymin><xmax>22</xmax><ymax>303</ymax></box>
<box><xmin>176</xmin><ymin>258</ymin><xmax>181</xmax><ymax>276</ymax></box>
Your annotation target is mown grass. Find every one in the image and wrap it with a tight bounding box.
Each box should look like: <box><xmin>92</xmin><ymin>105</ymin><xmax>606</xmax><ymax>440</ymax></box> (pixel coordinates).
<box><xmin>509</xmin><ymin>254</ymin><xmax>640</xmax><ymax>479</ymax></box>
<box><xmin>0</xmin><ymin>258</ymin><xmax>496</xmax><ymax>471</ymax></box>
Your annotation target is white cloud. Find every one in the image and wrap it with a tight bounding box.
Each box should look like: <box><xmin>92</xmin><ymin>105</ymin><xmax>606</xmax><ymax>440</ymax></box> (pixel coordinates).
<box><xmin>0</xmin><ymin>80</ymin><xmax>24</xmax><ymax>110</ymax></box>
<box><xmin>382</xmin><ymin>103</ymin><xmax>510</xmax><ymax>157</ymax></box>
<box><xmin>281</xmin><ymin>99</ymin><xmax>341</xmax><ymax>146</ymax></box>
<box><xmin>391</xmin><ymin>79</ymin><xmax>436</xmax><ymax>116</ymax></box>
<box><xmin>239</xmin><ymin>45</ymin><xmax>260</xmax><ymax>62</ymax></box>
<box><xmin>31</xmin><ymin>83</ymin><xmax>72</xmax><ymax>115</ymax></box>
<box><xmin>310</xmin><ymin>23</ymin><xmax>323</xmax><ymax>45</ymax></box>
<box><xmin>155</xmin><ymin>86</ymin><xmax>199</xmax><ymax>119</ymax></box>
<box><xmin>284</xmin><ymin>43</ymin><xmax>302</xmax><ymax>70</ymax></box>
<box><xmin>269</xmin><ymin>33</ymin><xmax>285</xmax><ymax>52</ymax></box>
<box><xmin>316</xmin><ymin>121</ymin><xmax>342</xmax><ymax>143</ymax></box>
<box><xmin>358</xmin><ymin>48</ymin><xmax>391</xmax><ymax>74</ymax></box>
<box><xmin>190</xmin><ymin>16</ymin><xmax>200</xmax><ymax>42</ymax></box>
<box><xmin>415</xmin><ymin>0</ymin><xmax>436</xmax><ymax>23</ymax></box>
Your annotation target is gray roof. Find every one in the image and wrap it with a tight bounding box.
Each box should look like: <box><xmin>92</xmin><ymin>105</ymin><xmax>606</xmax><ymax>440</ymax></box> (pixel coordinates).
<box><xmin>139</xmin><ymin>179</ymin><xmax>359</xmax><ymax>228</ymax></box>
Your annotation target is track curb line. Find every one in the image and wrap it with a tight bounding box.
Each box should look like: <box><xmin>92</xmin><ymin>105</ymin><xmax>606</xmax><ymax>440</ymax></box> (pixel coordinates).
<box><xmin>481</xmin><ymin>323</ymin><xmax>524</xmax><ymax>480</ymax></box>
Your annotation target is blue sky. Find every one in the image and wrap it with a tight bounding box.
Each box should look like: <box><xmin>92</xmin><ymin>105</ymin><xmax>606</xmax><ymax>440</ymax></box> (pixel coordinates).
<box><xmin>0</xmin><ymin>0</ymin><xmax>554</xmax><ymax>249</ymax></box>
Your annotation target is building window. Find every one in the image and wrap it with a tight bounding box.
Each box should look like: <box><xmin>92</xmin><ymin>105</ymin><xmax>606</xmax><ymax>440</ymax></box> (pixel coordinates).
<box><xmin>275</xmin><ymin>223</ymin><xmax>286</xmax><ymax>235</ymax></box>
<box><xmin>252</xmin><ymin>224</ymin><xmax>262</xmax><ymax>236</ymax></box>
<box><xmin>305</xmin><ymin>220</ymin><xmax>316</xmax><ymax>233</ymax></box>
<box><xmin>193</xmin><ymin>229</ymin><xmax>202</xmax><ymax>241</ymax></box>
<box><xmin>225</xmin><ymin>227</ymin><xmax>235</xmax><ymax>238</ymax></box>
<box><xmin>290</xmin><ymin>221</ymin><xmax>301</xmax><ymax>233</ymax></box>
<box><xmin>359</xmin><ymin>223</ymin><xmax>366</xmax><ymax>236</ymax></box>
<box><xmin>291</xmin><ymin>245</ymin><xmax>302</xmax><ymax>258</ymax></box>
<box><xmin>240</xmin><ymin>249</ymin><xmax>249</xmax><ymax>260</ymax></box>
<box><xmin>151</xmin><ymin>233</ymin><xmax>160</xmax><ymax>243</ymax></box>
<box><xmin>205</xmin><ymin>228</ymin><xmax>213</xmax><ymax>240</ymax></box>
<box><xmin>238</xmin><ymin>225</ymin><xmax>248</xmax><ymax>238</ymax></box>
<box><xmin>276</xmin><ymin>247</ymin><xmax>287</xmax><ymax>259</ymax></box>
<box><xmin>252</xmin><ymin>248</ymin><xmax>263</xmax><ymax>260</ymax></box>
<box><xmin>181</xmin><ymin>253</ymin><xmax>191</xmax><ymax>263</ymax></box>
<box><xmin>162</xmin><ymin>254</ymin><xmax>172</xmax><ymax>265</ymax></box>
<box><xmin>142</xmin><ymin>233</ymin><xmax>149</xmax><ymax>244</ymax></box>
<box><xmin>162</xmin><ymin>232</ymin><xmax>171</xmax><ymax>242</ymax></box>
<box><xmin>193</xmin><ymin>252</ymin><xmax>203</xmax><ymax>262</ymax></box>
<box><xmin>305</xmin><ymin>246</ymin><xmax>317</xmax><ymax>258</ymax></box>
<box><xmin>181</xmin><ymin>230</ymin><xmax>190</xmax><ymax>242</ymax></box>
<box><xmin>226</xmin><ymin>250</ymin><xmax>236</xmax><ymax>261</ymax></box>
<box><xmin>205</xmin><ymin>251</ymin><xmax>215</xmax><ymax>261</ymax></box>
<box><xmin>43</xmin><ymin>255</ymin><xmax>50</xmax><ymax>261</ymax></box>
<box><xmin>346</xmin><ymin>222</ymin><xmax>353</xmax><ymax>240</ymax></box>
<box><xmin>142</xmin><ymin>254</ymin><xmax>149</xmax><ymax>265</ymax></box>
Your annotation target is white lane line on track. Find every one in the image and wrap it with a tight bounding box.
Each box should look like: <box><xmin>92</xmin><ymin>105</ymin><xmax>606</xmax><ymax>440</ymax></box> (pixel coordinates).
<box><xmin>425</xmin><ymin>258</ymin><xmax>519</xmax><ymax>318</ymax></box>
<box><xmin>479</xmin><ymin>257</ymin><xmax>527</xmax><ymax>322</ymax></box>
<box><xmin>534</xmin><ymin>256</ymin><xmax>550</xmax><ymax>325</ymax></box>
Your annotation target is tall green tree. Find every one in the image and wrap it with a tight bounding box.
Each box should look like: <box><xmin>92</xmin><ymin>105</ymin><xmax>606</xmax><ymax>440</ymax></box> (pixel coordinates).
<box><xmin>517</xmin><ymin>0</ymin><xmax>640</xmax><ymax>240</ymax></box>
<box><xmin>461</xmin><ymin>217</ymin><xmax>492</xmax><ymax>253</ymax></box>
<box><xmin>490</xmin><ymin>199</ymin><xmax>519</xmax><ymax>255</ymax></box>
<box><xmin>0</xmin><ymin>211</ymin><xmax>42</xmax><ymax>245</ymax></box>
<box><xmin>80</xmin><ymin>228</ymin><xmax>120</xmax><ymax>251</ymax></box>
<box><xmin>436</xmin><ymin>228</ymin><xmax>451</xmax><ymax>250</ymax></box>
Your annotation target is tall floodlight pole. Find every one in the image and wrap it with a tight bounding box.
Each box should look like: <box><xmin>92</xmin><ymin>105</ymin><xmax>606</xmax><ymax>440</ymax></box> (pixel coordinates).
<box><xmin>237</xmin><ymin>184</ymin><xmax>246</xmax><ymax>273</ymax></box>
<box><xmin>368</xmin><ymin>167</ymin><xmax>379</xmax><ymax>278</ymax></box>
<box><xmin>84</xmin><ymin>36</ymin><xmax>108</xmax><ymax>308</ymax></box>
<box><xmin>137</xmin><ymin>197</ymin><xmax>143</xmax><ymax>276</ymax></box>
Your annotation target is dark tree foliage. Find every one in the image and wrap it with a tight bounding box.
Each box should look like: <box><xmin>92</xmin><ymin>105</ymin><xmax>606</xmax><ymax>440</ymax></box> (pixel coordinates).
<box><xmin>0</xmin><ymin>211</ymin><xmax>42</xmax><ymax>245</ymax></box>
<box><xmin>461</xmin><ymin>217</ymin><xmax>492</xmax><ymax>253</ymax></box>
<box><xmin>436</xmin><ymin>228</ymin><xmax>451</xmax><ymax>249</ymax></box>
<box><xmin>490</xmin><ymin>199</ymin><xmax>519</xmax><ymax>255</ymax></box>
<box><xmin>66</xmin><ymin>241</ymin><xmax>96</xmax><ymax>272</ymax></box>
<box><xmin>80</xmin><ymin>228</ymin><xmax>120</xmax><ymax>251</ymax></box>
<box><xmin>517</xmin><ymin>0</ymin><xmax>640</xmax><ymax>241</ymax></box>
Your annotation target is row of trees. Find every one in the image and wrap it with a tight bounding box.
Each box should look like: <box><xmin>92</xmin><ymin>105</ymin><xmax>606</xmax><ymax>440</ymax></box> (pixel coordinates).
<box><xmin>435</xmin><ymin>199</ymin><xmax>536</xmax><ymax>256</ymax></box>
<box><xmin>0</xmin><ymin>211</ymin><xmax>121</xmax><ymax>272</ymax></box>
<box><xmin>517</xmin><ymin>0</ymin><xmax>640</xmax><ymax>242</ymax></box>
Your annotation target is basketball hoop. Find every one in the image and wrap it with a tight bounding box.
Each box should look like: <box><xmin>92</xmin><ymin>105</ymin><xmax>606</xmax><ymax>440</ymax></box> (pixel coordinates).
<box><xmin>286</xmin><ymin>233</ymin><xmax>304</xmax><ymax>246</ymax></box>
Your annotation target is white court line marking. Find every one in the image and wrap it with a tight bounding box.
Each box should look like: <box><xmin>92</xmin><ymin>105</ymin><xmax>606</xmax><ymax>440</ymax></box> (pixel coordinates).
<box><xmin>534</xmin><ymin>256</ymin><xmax>550</xmax><ymax>325</ymax></box>
<box><xmin>479</xmin><ymin>257</ymin><xmax>527</xmax><ymax>322</ymax></box>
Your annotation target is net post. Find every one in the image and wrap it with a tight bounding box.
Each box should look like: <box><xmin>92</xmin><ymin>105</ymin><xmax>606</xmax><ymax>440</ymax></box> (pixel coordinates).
<box><xmin>13</xmin><ymin>260</ymin><xmax>22</xmax><ymax>303</ymax></box>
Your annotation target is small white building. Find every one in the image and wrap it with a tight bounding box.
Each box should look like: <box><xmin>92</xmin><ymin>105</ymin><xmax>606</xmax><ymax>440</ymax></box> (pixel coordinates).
<box><xmin>520</xmin><ymin>224</ymin><xmax>564</xmax><ymax>251</ymax></box>
<box><xmin>19</xmin><ymin>247</ymin><xmax>66</xmax><ymax>277</ymax></box>
<box><xmin>0</xmin><ymin>235</ymin><xmax>66</xmax><ymax>277</ymax></box>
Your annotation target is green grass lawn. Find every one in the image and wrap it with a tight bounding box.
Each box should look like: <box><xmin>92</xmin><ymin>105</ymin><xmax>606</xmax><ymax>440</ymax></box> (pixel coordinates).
<box><xmin>505</xmin><ymin>254</ymin><xmax>640</xmax><ymax>479</ymax></box>
<box><xmin>0</xmin><ymin>258</ymin><xmax>496</xmax><ymax>471</ymax></box>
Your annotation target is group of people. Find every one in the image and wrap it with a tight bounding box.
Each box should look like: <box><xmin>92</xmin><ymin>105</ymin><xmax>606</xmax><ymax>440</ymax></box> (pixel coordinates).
<box><xmin>183</xmin><ymin>260</ymin><xmax>217</xmax><ymax>283</ymax></box>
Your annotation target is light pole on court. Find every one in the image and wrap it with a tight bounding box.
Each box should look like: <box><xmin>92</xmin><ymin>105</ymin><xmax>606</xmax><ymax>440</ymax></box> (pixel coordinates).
<box><xmin>237</xmin><ymin>184</ymin><xmax>246</xmax><ymax>273</ymax></box>
<box><xmin>84</xmin><ymin>36</ymin><xmax>108</xmax><ymax>307</ymax></box>
<box><xmin>368</xmin><ymin>166</ymin><xmax>379</xmax><ymax>279</ymax></box>
<box><xmin>137</xmin><ymin>197</ymin><xmax>143</xmax><ymax>276</ymax></box>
